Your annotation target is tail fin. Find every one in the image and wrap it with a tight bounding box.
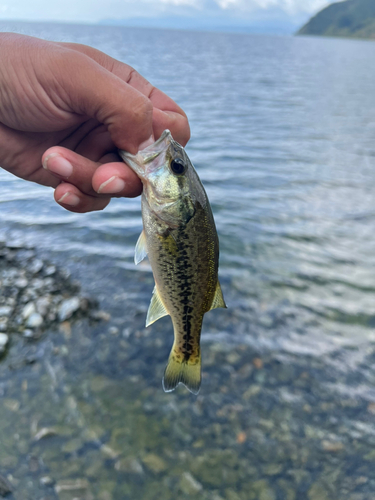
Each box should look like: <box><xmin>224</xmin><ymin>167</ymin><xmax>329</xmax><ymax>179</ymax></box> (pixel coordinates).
<box><xmin>162</xmin><ymin>353</ymin><xmax>201</xmax><ymax>395</ymax></box>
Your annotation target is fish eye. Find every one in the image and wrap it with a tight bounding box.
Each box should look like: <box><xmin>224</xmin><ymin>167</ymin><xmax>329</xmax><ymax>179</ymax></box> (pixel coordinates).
<box><xmin>170</xmin><ymin>158</ymin><xmax>186</xmax><ymax>175</ymax></box>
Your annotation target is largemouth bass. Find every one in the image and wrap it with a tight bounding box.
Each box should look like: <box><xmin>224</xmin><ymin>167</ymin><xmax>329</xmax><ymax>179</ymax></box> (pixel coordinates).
<box><xmin>120</xmin><ymin>130</ymin><xmax>226</xmax><ymax>394</ymax></box>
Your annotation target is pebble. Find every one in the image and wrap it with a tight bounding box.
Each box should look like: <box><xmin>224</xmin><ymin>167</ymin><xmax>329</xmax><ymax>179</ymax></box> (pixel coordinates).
<box><xmin>4</xmin><ymin>399</ymin><xmax>20</xmax><ymax>412</ymax></box>
<box><xmin>33</xmin><ymin>427</ymin><xmax>58</xmax><ymax>442</ymax></box>
<box><xmin>36</xmin><ymin>297</ymin><xmax>51</xmax><ymax>317</ymax></box>
<box><xmin>0</xmin><ymin>333</ymin><xmax>9</xmax><ymax>353</ymax></box>
<box><xmin>0</xmin><ymin>306</ymin><xmax>12</xmax><ymax>317</ymax></box>
<box><xmin>115</xmin><ymin>457</ymin><xmax>144</xmax><ymax>474</ymax></box>
<box><xmin>55</xmin><ymin>478</ymin><xmax>90</xmax><ymax>494</ymax></box>
<box><xmin>23</xmin><ymin>329</ymin><xmax>38</xmax><ymax>339</ymax></box>
<box><xmin>40</xmin><ymin>476</ymin><xmax>54</xmax><ymax>487</ymax></box>
<box><xmin>253</xmin><ymin>358</ymin><xmax>264</xmax><ymax>369</ymax></box>
<box><xmin>22</xmin><ymin>302</ymin><xmax>36</xmax><ymax>320</ymax></box>
<box><xmin>259</xmin><ymin>487</ymin><xmax>276</xmax><ymax>500</ymax></box>
<box><xmin>236</xmin><ymin>432</ymin><xmax>247</xmax><ymax>444</ymax></box>
<box><xmin>308</xmin><ymin>483</ymin><xmax>330</xmax><ymax>500</ymax></box>
<box><xmin>14</xmin><ymin>277</ymin><xmax>28</xmax><ymax>289</ymax></box>
<box><xmin>29</xmin><ymin>259</ymin><xmax>43</xmax><ymax>274</ymax></box>
<box><xmin>0</xmin><ymin>475</ymin><xmax>12</xmax><ymax>496</ymax></box>
<box><xmin>90</xmin><ymin>310</ymin><xmax>111</xmax><ymax>321</ymax></box>
<box><xmin>26</xmin><ymin>312</ymin><xmax>44</xmax><ymax>329</ymax></box>
<box><xmin>142</xmin><ymin>453</ymin><xmax>168</xmax><ymax>473</ymax></box>
<box><xmin>179</xmin><ymin>472</ymin><xmax>203</xmax><ymax>495</ymax></box>
<box><xmin>44</xmin><ymin>265</ymin><xmax>56</xmax><ymax>276</ymax></box>
<box><xmin>321</xmin><ymin>440</ymin><xmax>345</xmax><ymax>452</ymax></box>
<box><xmin>58</xmin><ymin>297</ymin><xmax>81</xmax><ymax>322</ymax></box>
<box><xmin>100</xmin><ymin>444</ymin><xmax>120</xmax><ymax>459</ymax></box>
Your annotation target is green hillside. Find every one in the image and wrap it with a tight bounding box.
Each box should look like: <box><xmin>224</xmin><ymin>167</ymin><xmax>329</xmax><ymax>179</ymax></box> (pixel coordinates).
<box><xmin>297</xmin><ymin>0</ymin><xmax>375</xmax><ymax>38</ymax></box>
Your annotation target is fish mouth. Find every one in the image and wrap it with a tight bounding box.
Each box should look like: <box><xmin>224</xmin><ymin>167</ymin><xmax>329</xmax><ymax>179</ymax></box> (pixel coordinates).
<box><xmin>119</xmin><ymin>130</ymin><xmax>173</xmax><ymax>180</ymax></box>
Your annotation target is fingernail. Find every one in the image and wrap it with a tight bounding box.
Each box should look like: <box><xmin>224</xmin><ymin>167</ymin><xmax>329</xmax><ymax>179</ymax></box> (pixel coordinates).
<box><xmin>44</xmin><ymin>154</ymin><xmax>73</xmax><ymax>178</ymax></box>
<box><xmin>97</xmin><ymin>176</ymin><xmax>125</xmax><ymax>194</ymax></box>
<box><xmin>57</xmin><ymin>192</ymin><xmax>80</xmax><ymax>207</ymax></box>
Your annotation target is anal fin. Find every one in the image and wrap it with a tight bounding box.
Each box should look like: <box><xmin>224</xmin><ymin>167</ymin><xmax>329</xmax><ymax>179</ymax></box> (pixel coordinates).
<box><xmin>146</xmin><ymin>286</ymin><xmax>169</xmax><ymax>327</ymax></box>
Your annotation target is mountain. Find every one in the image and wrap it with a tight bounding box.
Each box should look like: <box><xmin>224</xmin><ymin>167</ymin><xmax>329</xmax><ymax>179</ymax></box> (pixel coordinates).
<box><xmin>100</xmin><ymin>9</ymin><xmax>304</xmax><ymax>36</ymax></box>
<box><xmin>297</xmin><ymin>0</ymin><xmax>375</xmax><ymax>38</ymax></box>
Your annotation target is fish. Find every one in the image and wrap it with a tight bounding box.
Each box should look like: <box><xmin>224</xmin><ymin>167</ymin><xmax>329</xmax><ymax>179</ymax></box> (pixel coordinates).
<box><xmin>119</xmin><ymin>130</ymin><xmax>226</xmax><ymax>395</ymax></box>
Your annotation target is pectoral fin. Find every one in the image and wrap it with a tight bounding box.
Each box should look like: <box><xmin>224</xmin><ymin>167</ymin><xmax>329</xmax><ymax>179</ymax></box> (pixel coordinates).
<box><xmin>209</xmin><ymin>281</ymin><xmax>227</xmax><ymax>311</ymax></box>
<box><xmin>134</xmin><ymin>230</ymin><xmax>147</xmax><ymax>265</ymax></box>
<box><xmin>146</xmin><ymin>286</ymin><xmax>169</xmax><ymax>327</ymax></box>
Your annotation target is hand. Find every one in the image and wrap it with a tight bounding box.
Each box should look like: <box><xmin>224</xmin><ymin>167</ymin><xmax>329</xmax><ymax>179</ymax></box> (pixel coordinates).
<box><xmin>0</xmin><ymin>33</ymin><xmax>190</xmax><ymax>212</ymax></box>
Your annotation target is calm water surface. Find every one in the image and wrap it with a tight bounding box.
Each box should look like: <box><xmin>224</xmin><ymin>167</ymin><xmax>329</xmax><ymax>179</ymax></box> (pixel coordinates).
<box><xmin>1</xmin><ymin>21</ymin><xmax>375</xmax><ymax>500</ymax></box>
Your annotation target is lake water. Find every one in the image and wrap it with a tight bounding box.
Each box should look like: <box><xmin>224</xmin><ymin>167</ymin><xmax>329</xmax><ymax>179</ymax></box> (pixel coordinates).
<box><xmin>1</xmin><ymin>21</ymin><xmax>375</xmax><ymax>500</ymax></box>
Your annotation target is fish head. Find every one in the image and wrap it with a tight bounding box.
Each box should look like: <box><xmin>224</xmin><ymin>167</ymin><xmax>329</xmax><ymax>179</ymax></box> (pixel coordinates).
<box><xmin>120</xmin><ymin>130</ymin><xmax>204</xmax><ymax>227</ymax></box>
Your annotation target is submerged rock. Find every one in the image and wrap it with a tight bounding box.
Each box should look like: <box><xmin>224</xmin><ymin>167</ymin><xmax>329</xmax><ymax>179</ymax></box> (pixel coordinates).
<box><xmin>0</xmin><ymin>475</ymin><xmax>12</xmax><ymax>497</ymax></box>
<box><xmin>55</xmin><ymin>479</ymin><xmax>92</xmax><ymax>500</ymax></box>
<box><xmin>58</xmin><ymin>297</ymin><xmax>81</xmax><ymax>322</ymax></box>
<box><xmin>26</xmin><ymin>312</ymin><xmax>44</xmax><ymax>329</ymax></box>
<box><xmin>22</xmin><ymin>302</ymin><xmax>36</xmax><ymax>320</ymax></box>
<box><xmin>179</xmin><ymin>472</ymin><xmax>203</xmax><ymax>495</ymax></box>
<box><xmin>33</xmin><ymin>427</ymin><xmax>58</xmax><ymax>442</ymax></box>
<box><xmin>142</xmin><ymin>453</ymin><xmax>168</xmax><ymax>473</ymax></box>
<box><xmin>0</xmin><ymin>333</ymin><xmax>9</xmax><ymax>354</ymax></box>
<box><xmin>0</xmin><ymin>306</ymin><xmax>12</xmax><ymax>318</ymax></box>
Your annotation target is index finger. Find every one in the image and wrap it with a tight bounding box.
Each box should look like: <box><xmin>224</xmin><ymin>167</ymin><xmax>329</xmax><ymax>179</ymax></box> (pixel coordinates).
<box><xmin>57</xmin><ymin>42</ymin><xmax>190</xmax><ymax>146</ymax></box>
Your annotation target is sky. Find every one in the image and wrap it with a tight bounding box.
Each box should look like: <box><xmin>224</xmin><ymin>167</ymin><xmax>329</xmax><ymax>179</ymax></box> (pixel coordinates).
<box><xmin>0</xmin><ymin>0</ymin><xmax>335</xmax><ymax>32</ymax></box>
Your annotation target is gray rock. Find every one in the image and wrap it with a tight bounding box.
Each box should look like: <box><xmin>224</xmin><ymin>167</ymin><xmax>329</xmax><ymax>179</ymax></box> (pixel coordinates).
<box><xmin>14</xmin><ymin>277</ymin><xmax>28</xmax><ymax>289</ymax></box>
<box><xmin>58</xmin><ymin>297</ymin><xmax>81</xmax><ymax>322</ymax></box>
<box><xmin>179</xmin><ymin>472</ymin><xmax>203</xmax><ymax>495</ymax></box>
<box><xmin>0</xmin><ymin>319</ymin><xmax>8</xmax><ymax>332</ymax></box>
<box><xmin>0</xmin><ymin>474</ymin><xmax>12</xmax><ymax>496</ymax></box>
<box><xmin>22</xmin><ymin>302</ymin><xmax>36</xmax><ymax>320</ymax></box>
<box><xmin>33</xmin><ymin>427</ymin><xmax>58</xmax><ymax>442</ymax></box>
<box><xmin>30</xmin><ymin>278</ymin><xmax>44</xmax><ymax>291</ymax></box>
<box><xmin>0</xmin><ymin>306</ymin><xmax>12</xmax><ymax>317</ymax></box>
<box><xmin>40</xmin><ymin>476</ymin><xmax>54</xmax><ymax>487</ymax></box>
<box><xmin>90</xmin><ymin>310</ymin><xmax>111</xmax><ymax>321</ymax></box>
<box><xmin>54</xmin><ymin>478</ymin><xmax>90</xmax><ymax>495</ymax></box>
<box><xmin>29</xmin><ymin>259</ymin><xmax>43</xmax><ymax>274</ymax></box>
<box><xmin>142</xmin><ymin>453</ymin><xmax>168</xmax><ymax>473</ymax></box>
<box><xmin>115</xmin><ymin>457</ymin><xmax>144</xmax><ymax>474</ymax></box>
<box><xmin>26</xmin><ymin>313</ymin><xmax>44</xmax><ymax>329</ymax></box>
<box><xmin>44</xmin><ymin>265</ymin><xmax>56</xmax><ymax>276</ymax></box>
<box><xmin>23</xmin><ymin>329</ymin><xmax>37</xmax><ymax>339</ymax></box>
<box><xmin>0</xmin><ymin>333</ymin><xmax>9</xmax><ymax>353</ymax></box>
<box><xmin>36</xmin><ymin>297</ymin><xmax>51</xmax><ymax>317</ymax></box>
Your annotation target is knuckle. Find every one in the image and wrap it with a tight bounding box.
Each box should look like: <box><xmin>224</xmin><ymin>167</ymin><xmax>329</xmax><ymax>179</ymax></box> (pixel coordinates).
<box><xmin>134</xmin><ymin>95</ymin><xmax>153</xmax><ymax>121</ymax></box>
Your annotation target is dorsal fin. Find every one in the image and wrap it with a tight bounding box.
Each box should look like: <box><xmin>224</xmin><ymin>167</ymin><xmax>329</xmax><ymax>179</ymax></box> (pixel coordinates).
<box><xmin>146</xmin><ymin>286</ymin><xmax>169</xmax><ymax>327</ymax></box>
<box><xmin>209</xmin><ymin>281</ymin><xmax>227</xmax><ymax>311</ymax></box>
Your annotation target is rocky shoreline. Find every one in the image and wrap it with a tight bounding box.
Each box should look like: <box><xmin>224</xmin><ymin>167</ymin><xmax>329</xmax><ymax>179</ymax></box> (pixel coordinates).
<box><xmin>0</xmin><ymin>240</ymin><xmax>107</xmax><ymax>360</ymax></box>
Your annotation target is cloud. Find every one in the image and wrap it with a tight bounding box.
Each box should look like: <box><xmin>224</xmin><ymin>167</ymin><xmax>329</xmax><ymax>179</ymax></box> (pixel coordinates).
<box><xmin>0</xmin><ymin>0</ymin><xmax>333</xmax><ymax>24</ymax></box>
<box><xmin>156</xmin><ymin>0</ymin><xmax>331</xmax><ymax>16</ymax></box>
<box><xmin>160</xmin><ymin>0</ymin><xmax>200</xmax><ymax>5</ymax></box>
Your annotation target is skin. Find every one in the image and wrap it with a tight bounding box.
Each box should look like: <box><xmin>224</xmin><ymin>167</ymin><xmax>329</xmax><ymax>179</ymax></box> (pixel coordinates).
<box><xmin>0</xmin><ymin>32</ymin><xmax>190</xmax><ymax>213</ymax></box>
